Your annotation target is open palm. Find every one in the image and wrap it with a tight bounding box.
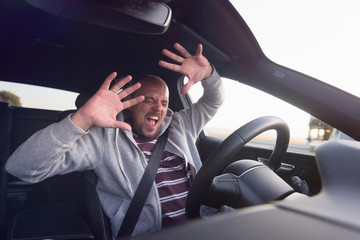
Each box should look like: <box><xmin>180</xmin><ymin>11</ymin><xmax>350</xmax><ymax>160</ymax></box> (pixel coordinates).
<box><xmin>71</xmin><ymin>73</ymin><xmax>144</xmax><ymax>131</ymax></box>
<box><xmin>158</xmin><ymin>43</ymin><xmax>212</xmax><ymax>94</ymax></box>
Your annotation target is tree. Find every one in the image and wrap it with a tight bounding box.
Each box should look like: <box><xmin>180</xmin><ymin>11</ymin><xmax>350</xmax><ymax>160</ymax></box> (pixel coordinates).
<box><xmin>0</xmin><ymin>91</ymin><xmax>22</xmax><ymax>107</ymax></box>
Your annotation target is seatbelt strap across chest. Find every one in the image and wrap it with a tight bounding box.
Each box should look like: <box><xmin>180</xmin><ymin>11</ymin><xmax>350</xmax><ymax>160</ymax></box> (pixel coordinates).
<box><xmin>117</xmin><ymin>127</ymin><xmax>170</xmax><ymax>239</ymax></box>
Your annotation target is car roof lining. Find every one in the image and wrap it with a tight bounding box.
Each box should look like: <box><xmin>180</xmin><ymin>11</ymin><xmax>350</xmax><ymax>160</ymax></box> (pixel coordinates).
<box><xmin>1</xmin><ymin>0</ymin><xmax>360</xmax><ymax>140</ymax></box>
<box><xmin>0</xmin><ymin>0</ymin><xmax>261</xmax><ymax>91</ymax></box>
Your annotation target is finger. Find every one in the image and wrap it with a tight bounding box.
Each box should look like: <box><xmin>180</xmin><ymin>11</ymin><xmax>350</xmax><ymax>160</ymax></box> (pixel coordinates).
<box><xmin>112</xmin><ymin>75</ymin><xmax>133</xmax><ymax>91</ymax></box>
<box><xmin>180</xmin><ymin>81</ymin><xmax>194</xmax><ymax>95</ymax></box>
<box><xmin>158</xmin><ymin>60</ymin><xmax>182</xmax><ymax>73</ymax></box>
<box><xmin>101</xmin><ymin>72</ymin><xmax>117</xmax><ymax>90</ymax></box>
<box><xmin>195</xmin><ymin>44</ymin><xmax>203</xmax><ymax>56</ymax></box>
<box><xmin>161</xmin><ymin>49</ymin><xmax>185</xmax><ymax>63</ymax></box>
<box><xmin>173</xmin><ymin>43</ymin><xmax>191</xmax><ymax>58</ymax></box>
<box><xmin>117</xmin><ymin>82</ymin><xmax>141</xmax><ymax>99</ymax></box>
<box><xmin>122</xmin><ymin>95</ymin><xmax>145</xmax><ymax>109</ymax></box>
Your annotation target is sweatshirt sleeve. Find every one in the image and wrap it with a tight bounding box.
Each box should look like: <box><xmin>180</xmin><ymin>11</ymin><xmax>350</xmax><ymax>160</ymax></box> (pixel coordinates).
<box><xmin>5</xmin><ymin>115</ymin><xmax>103</xmax><ymax>183</ymax></box>
<box><xmin>176</xmin><ymin>67</ymin><xmax>224</xmax><ymax>139</ymax></box>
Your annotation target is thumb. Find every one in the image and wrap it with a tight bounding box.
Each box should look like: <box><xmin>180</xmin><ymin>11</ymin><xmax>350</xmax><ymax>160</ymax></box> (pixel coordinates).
<box><xmin>180</xmin><ymin>81</ymin><xmax>194</xmax><ymax>95</ymax></box>
<box><xmin>113</xmin><ymin>121</ymin><xmax>132</xmax><ymax>131</ymax></box>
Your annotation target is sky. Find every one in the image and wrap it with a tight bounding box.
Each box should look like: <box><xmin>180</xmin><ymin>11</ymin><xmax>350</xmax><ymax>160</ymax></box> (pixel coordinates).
<box><xmin>1</xmin><ymin>0</ymin><xmax>359</xmax><ymax>140</ymax></box>
<box><xmin>231</xmin><ymin>0</ymin><xmax>360</xmax><ymax>98</ymax></box>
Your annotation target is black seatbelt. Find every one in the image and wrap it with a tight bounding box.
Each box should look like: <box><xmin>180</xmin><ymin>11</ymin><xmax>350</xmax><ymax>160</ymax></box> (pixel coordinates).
<box><xmin>117</xmin><ymin>127</ymin><xmax>170</xmax><ymax>239</ymax></box>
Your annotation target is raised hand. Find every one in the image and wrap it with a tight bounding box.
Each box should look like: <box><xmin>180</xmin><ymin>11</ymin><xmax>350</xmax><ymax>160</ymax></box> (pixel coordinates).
<box><xmin>71</xmin><ymin>72</ymin><xmax>144</xmax><ymax>131</ymax></box>
<box><xmin>158</xmin><ymin>43</ymin><xmax>212</xmax><ymax>94</ymax></box>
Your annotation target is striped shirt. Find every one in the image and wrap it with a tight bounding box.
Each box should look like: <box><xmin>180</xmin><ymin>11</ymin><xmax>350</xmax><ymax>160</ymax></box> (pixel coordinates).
<box><xmin>133</xmin><ymin>133</ymin><xmax>193</xmax><ymax>227</ymax></box>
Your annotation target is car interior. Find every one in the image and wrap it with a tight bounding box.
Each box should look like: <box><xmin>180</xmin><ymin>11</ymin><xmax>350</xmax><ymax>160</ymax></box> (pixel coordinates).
<box><xmin>1</xmin><ymin>0</ymin><xmax>360</xmax><ymax>239</ymax></box>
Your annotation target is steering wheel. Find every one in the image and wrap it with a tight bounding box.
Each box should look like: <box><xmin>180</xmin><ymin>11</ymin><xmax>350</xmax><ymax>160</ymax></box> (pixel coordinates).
<box><xmin>186</xmin><ymin>116</ymin><xmax>290</xmax><ymax>219</ymax></box>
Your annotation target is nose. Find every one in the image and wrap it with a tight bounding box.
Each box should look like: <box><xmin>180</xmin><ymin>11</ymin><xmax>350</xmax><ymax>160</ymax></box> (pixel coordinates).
<box><xmin>152</xmin><ymin>100</ymin><xmax>163</xmax><ymax>112</ymax></box>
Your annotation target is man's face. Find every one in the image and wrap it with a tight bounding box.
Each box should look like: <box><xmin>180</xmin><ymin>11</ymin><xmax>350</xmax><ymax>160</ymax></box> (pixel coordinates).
<box><xmin>130</xmin><ymin>78</ymin><xmax>169</xmax><ymax>139</ymax></box>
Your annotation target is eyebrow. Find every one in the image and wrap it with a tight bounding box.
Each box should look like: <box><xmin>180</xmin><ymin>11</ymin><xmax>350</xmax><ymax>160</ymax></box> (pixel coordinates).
<box><xmin>144</xmin><ymin>96</ymin><xmax>168</xmax><ymax>104</ymax></box>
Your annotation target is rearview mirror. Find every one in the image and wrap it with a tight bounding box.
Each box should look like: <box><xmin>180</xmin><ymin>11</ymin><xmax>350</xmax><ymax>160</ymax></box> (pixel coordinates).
<box><xmin>25</xmin><ymin>0</ymin><xmax>172</xmax><ymax>34</ymax></box>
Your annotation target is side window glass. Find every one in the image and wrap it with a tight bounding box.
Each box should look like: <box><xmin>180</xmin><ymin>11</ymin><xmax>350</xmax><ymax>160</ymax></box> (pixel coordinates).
<box><xmin>0</xmin><ymin>81</ymin><xmax>78</xmax><ymax>110</ymax></box>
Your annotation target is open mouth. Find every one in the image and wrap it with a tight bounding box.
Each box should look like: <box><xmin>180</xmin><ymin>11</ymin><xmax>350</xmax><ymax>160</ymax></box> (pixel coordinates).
<box><xmin>146</xmin><ymin>116</ymin><xmax>159</xmax><ymax>128</ymax></box>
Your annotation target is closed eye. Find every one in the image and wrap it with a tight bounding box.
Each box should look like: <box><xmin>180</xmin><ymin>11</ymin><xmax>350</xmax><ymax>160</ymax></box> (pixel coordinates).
<box><xmin>162</xmin><ymin>101</ymin><xmax>168</xmax><ymax>107</ymax></box>
<box><xmin>144</xmin><ymin>97</ymin><xmax>155</xmax><ymax>103</ymax></box>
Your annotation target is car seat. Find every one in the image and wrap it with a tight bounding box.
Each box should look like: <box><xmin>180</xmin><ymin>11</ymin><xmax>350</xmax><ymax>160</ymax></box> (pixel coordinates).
<box><xmin>7</xmin><ymin>171</ymin><xmax>112</xmax><ymax>240</ymax></box>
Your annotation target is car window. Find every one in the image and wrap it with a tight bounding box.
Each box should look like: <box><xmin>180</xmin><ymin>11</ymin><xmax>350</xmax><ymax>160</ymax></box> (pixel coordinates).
<box><xmin>188</xmin><ymin>78</ymin><xmax>313</xmax><ymax>154</ymax></box>
<box><xmin>0</xmin><ymin>81</ymin><xmax>78</xmax><ymax>111</ymax></box>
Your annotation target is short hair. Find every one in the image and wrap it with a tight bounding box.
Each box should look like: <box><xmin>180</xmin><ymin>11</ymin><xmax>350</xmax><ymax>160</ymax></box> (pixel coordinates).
<box><xmin>117</xmin><ymin>74</ymin><xmax>167</xmax><ymax>90</ymax></box>
<box><xmin>115</xmin><ymin>74</ymin><xmax>168</xmax><ymax>99</ymax></box>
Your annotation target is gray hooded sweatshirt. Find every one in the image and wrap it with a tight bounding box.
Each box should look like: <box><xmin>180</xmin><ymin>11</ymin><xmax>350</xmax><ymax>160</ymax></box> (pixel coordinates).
<box><xmin>6</xmin><ymin>69</ymin><xmax>224</xmax><ymax>238</ymax></box>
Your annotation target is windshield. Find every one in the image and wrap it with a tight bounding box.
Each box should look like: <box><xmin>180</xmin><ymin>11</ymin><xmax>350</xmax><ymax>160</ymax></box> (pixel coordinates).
<box><xmin>230</xmin><ymin>0</ymin><xmax>360</xmax><ymax>98</ymax></box>
<box><xmin>188</xmin><ymin>0</ymin><xmax>359</xmax><ymax>154</ymax></box>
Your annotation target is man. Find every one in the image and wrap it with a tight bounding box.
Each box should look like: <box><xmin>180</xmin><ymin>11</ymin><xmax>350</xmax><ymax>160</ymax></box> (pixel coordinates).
<box><xmin>6</xmin><ymin>43</ymin><xmax>224</xmax><ymax>238</ymax></box>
